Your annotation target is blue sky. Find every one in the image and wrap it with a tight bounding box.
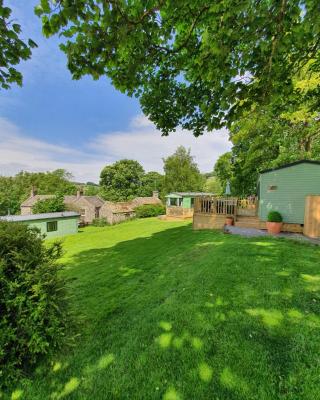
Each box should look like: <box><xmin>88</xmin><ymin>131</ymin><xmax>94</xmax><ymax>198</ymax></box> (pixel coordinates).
<box><xmin>0</xmin><ymin>0</ymin><xmax>231</xmax><ymax>183</ymax></box>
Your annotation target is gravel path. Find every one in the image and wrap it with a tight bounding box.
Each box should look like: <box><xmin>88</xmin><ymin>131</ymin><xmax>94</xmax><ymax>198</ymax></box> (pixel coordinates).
<box><xmin>224</xmin><ymin>225</ymin><xmax>320</xmax><ymax>245</ymax></box>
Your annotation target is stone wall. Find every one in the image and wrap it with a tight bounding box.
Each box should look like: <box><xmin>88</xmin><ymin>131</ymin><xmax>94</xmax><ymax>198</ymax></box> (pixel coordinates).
<box><xmin>99</xmin><ymin>202</ymin><xmax>135</xmax><ymax>225</ymax></box>
<box><xmin>166</xmin><ymin>206</ymin><xmax>194</xmax><ymax>219</ymax></box>
<box><xmin>66</xmin><ymin>199</ymin><xmax>98</xmax><ymax>224</ymax></box>
<box><xmin>193</xmin><ymin>213</ymin><xmax>226</xmax><ymax>230</ymax></box>
<box><xmin>21</xmin><ymin>206</ymin><xmax>32</xmax><ymax>215</ymax></box>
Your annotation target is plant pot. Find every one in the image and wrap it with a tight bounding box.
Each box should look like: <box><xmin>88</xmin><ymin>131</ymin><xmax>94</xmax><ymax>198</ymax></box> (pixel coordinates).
<box><xmin>266</xmin><ymin>221</ymin><xmax>282</xmax><ymax>235</ymax></box>
<box><xmin>225</xmin><ymin>216</ymin><xmax>234</xmax><ymax>226</ymax></box>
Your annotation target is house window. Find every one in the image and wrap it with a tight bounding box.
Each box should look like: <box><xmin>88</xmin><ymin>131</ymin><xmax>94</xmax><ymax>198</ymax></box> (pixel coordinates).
<box><xmin>190</xmin><ymin>198</ymin><xmax>195</xmax><ymax>208</ymax></box>
<box><xmin>169</xmin><ymin>198</ymin><xmax>177</xmax><ymax>206</ymax></box>
<box><xmin>268</xmin><ymin>185</ymin><xmax>277</xmax><ymax>192</ymax></box>
<box><xmin>170</xmin><ymin>198</ymin><xmax>183</xmax><ymax>206</ymax></box>
<box><xmin>47</xmin><ymin>221</ymin><xmax>58</xmax><ymax>232</ymax></box>
<box><xmin>80</xmin><ymin>208</ymin><xmax>86</xmax><ymax>217</ymax></box>
<box><xmin>95</xmin><ymin>207</ymin><xmax>100</xmax><ymax>218</ymax></box>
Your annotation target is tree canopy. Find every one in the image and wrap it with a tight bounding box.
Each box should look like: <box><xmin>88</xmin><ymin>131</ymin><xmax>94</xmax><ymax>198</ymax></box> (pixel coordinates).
<box><xmin>0</xmin><ymin>169</ymin><xmax>77</xmax><ymax>215</ymax></box>
<box><xmin>33</xmin><ymin>194</ymin><xmax>66</xmax><ymax>214</ymax></box>
<box><xmin>36</xmin><ymin>0</ymin><xmax>320</xmax><ymax>135</ymax></box>
<box><xmin>99</xmin><ymin>159</ymin><xmax>145</xmax><ymax>201</ymax></box>
<box><xmin>203</xmin><ymin>175</ymin><xmax>222</xmax><ymax>195</ymax></box>
<box><xmin>163</xmin><ymin>146</ymin><xmax>204</xmax><ymax>194</ymax></box>
<box><xmin>0</xmin><ymin>1</ymin><xmax>36</xmax><ymax>89</ymax></box>
<box><xmin>139</xmin><ymin>171</ymin><xmax>164</xmax><ymax>198</ymax></box>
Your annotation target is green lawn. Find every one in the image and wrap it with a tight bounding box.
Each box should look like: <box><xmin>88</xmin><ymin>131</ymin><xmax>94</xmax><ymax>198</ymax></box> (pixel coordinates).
<box><xmin>10</xmin><ymin>218</ymin><xmax>320</xmax><ymax>400</ymax></box>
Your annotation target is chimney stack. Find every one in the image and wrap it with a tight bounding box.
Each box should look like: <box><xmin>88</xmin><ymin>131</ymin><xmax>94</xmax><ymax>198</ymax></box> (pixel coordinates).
<box><xmin>152</xmin><ymin>191</ymin><xmax>159</xmax><ymax>199</ymax></box>
<box><xmin>30</xmin><ymin>186</ymin><xmax>36</xmax><ymax>197</ymax></box>
<box><xmin>76</xmin><ymin>188</ymin><xmax>83</xmax><ymax>199</ymax></box>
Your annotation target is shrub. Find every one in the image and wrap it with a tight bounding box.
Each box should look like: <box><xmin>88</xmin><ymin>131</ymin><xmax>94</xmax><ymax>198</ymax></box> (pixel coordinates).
<box><xmin>33</xmin><ymin>194</ymin><xmax>65</xmax><ymax>214</ymax></box>
<box><xmin>267</xmin><ymin>210</ymin><xmax>283</xmax><ymax>222</ymax></box>
<box><xmin>0</xmin><ymin>222</ymin><xmax>70</xmax><ymax>388</ymax></box>
<box><xmin>92</xmin><ymin>217</ymin><xmax>109</xmax><ymax>227</ymax></box>
<box><xmin>135</xmin><ymin>204</ymin><xmax>166</xmax><ymax>218</ymax></box>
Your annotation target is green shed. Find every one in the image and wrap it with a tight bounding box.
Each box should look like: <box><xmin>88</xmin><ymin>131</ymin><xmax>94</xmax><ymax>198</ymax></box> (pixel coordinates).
<box><xmin>0</xmin><ymin>211</ymin><xmax>80</xmax><ymax>238</ymax></box>
<box><xmin>258</xmin><ymin>160</ymin><xmax>320</xmax><ymax>224</ymax></box>
<box><xmin>165</xmin><ymin>192</ymin><xmax>214</xmax><ymax>208</ymax></box>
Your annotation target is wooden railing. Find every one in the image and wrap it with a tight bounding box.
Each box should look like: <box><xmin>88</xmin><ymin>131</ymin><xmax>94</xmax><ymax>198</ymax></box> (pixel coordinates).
<box><xmin>194</xmin><ymin>196</ymin><xmax>257</xmax><ymax>216</ymax></box>
<box><xmin>194</xmin><ymin>197</ymin><xmax>238</xmax><ymax>216</ymax></box>
<box><xmin>237</xmin><ymin>196</ymin><xmax>258</xmax><ymax>216</ymax></box>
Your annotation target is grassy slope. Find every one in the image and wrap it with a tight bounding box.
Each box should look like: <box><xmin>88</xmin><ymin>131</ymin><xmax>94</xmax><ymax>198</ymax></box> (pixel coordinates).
<box><xmin>12</xmin><ymin>219</ymin><xmax>320</xmax><ymax>400</ymax></box>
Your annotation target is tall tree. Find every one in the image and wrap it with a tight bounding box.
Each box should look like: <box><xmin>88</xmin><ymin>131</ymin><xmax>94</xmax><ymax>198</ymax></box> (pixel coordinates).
<box><xmin>100</xmin><ymin>159</ymin><xmax>145</xmax><ymax>201</ymax></box>
<box><xmin>139</xmin><ymin>171</ymin><xmax>164</xmax><ymax>198</ymax></box>
<box><xmin>163</xmin><ymin>146</ymin><xmax>204</xmax><ymax>194</ymax></box>
<box><xmin>214</xmin><ymin>152</ymin><xmax>234</xmax><ymax>195</ymax></box>
<box><xmin>203</xmin><ymin>175</ymin><xmax>222</xmax><ymax>195</ymax></box>
<box><xmin>37</xmin><ymin>1</ymin><xmax>320</xmax><ymax>135</ymax></box>
<box><xmin>0</xmin><ymin>1</ymin><xmax>36</xmax><ymax>89</ymax></box>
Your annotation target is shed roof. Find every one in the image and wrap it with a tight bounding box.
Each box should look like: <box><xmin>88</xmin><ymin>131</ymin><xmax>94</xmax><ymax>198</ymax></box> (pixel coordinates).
<box><xmin>74</xmin><ymin>195</ymin><xmax>104</xmax><ymax>207</ymax></box>
<box><xmin>0</xmin><ymin>211</ymin><xmax>80</xmax><ymax>222</ymax></box>
<box><xmin>21</xmin><ymin>194</ymin><xmax>104</xmax><ymax>208</ymax></box>
<box><xmin>21</xmin><ymin>195</ymin><xmax>55</xmax><ymax>207</ymax></box>
<box><xmin>103</xmin><ymin>201</ymin><xmax>135</xmax><ymax>214</ymax></box>
<box><xmin>131</xmin><ymin>196</ymin><xmax>162</xmax><ymax>206</ymax></box>
<box><xmin>165</xmin><ymin>192</ymin><xmax>214</xmax><ymax>198</ymax></box>
<box><xmin>259</xmin><ymin>160</ymin><xmax>320</xmax><ymax>174</ymax></box>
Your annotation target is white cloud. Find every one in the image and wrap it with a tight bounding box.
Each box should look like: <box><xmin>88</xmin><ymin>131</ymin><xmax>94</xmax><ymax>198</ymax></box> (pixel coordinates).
<box><xmin>0</xmin><ymin>115</ymin><xmax>231</xmax><ymax>182</ymax></box>
<box><xmin>92</xmin><ymin>115</ymin><xmax>231</xmax><ymax>173</ymax></box>
<box><xmin>0</xmin><ymin>117</ymin><xmax>104</xmax><ymax>182</ymax></box>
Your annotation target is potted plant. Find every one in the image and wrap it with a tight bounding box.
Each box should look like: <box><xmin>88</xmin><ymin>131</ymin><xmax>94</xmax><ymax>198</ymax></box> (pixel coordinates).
<box><xmin>225</xmin><ymin>215</ymin><xmax>234</xmax><ymax>226</ymax></box>
<box><xmin>266</xmin><ymin>211</ymin><xmax>283</xmax><ymax>234</ymax></box>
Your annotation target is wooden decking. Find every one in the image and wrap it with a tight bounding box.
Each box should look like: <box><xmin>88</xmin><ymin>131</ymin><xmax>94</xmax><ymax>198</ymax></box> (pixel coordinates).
<box><xmin>193</xmin><ymin>196</ymin><xmax>303</xmax><ymax>233</ymax></box>
<box><xmin>234</xmin><ymin>216</ymin><xmax>264</xmax><ymax>229</ymax></box>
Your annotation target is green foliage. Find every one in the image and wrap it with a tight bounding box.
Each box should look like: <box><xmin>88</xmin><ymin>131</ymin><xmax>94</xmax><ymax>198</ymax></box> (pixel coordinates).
<box><xmin>139</xmin><ymin>171</ymin><xmax>164</xmax><ymax>199</ymax></box>
<box><xmin>163</xmin><ymin>146</ymin><xmax>204</xmax><ymax>194</ymax></box>
<box><xmin>84</xmin><ymin>183</ymin><xmax>100</xmax><ymax>196</ymax></box>
<box><xmin>203</xmin><ymin>176</ymin><xmax>222</xmax><ymax>195</ymax></box>
<box><xmin>100</xmin><ymin>159</ymin><xmax>145</xmax><ymax>201</ymax></box>
<box><xmin>0</xmin><ymin>169</ymin><xmax>77</xmax><ymax>216</ymax></box>
<box><xmin>0</xmin><ymin>2</ymin><xmax>36</xmax><ymax>89</ymax></box>
<box><xmin>92</xmin><ymin>217</ymin><xmax>109</xmax><ymax>227</ymax></box>
<box><xmin>267</xmin><ymin>211</ymin><xmax>283</xmax><ymax>223</ymax></box>
<box><xmin>0</xmin><ymin>222</ymin><xmax>69</xmax><ymax>388</ymax></box>
<box><xmin>135</xmin><ymin>204</ymin><xmax>166</xmax><ymax>218</ymax></box>
<box><xmin>36</xmin><ymin>0</ymin><xmax>320</xmax><ymax>134</ymax></box>
<box><xmin>214</xmin><ymin>153</ymin><xmax>234</xmax><ymax>194</ymax></box>
<box><xmin>222</xmin><ymin>100</ymin><xmax>320</xmax><ymax>196</ymax></box>
<box><xmin>33</xmin><ymin>194</ymin><xmax>66</xmax><ymax>214</ymax></box>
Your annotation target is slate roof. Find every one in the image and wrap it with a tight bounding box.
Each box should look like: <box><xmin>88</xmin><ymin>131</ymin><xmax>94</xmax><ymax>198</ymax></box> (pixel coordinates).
<box><xmin>21</xmin><ymin>195</ymin><xmax>56</xmax><ymax>207</ymax></box>
<box><xmin>165</xmin><ymin>192</ymin><xmax>214</xmax><ymax>198</ymax></box>
<box><xmin>259</xmin><ymin>160</ymin><xmax>320</xmax><ymax>174</ymax></box>
<box><xmin>80</xmin><ymin>196</ymin><xmax>104</xmax><ymax>207</ymax></box>
<box><xmin>0</xmin><ymin>211</ymin><xmax>80</xmax><ymax>222</ymax></box>
<box><xmin>21</xmin><ymin>194</ymin><xmax>104</xmax><ymax>208</ymax></box>
<box><xmin>131</xmin><ymin>197</ymin><xmax>162</xmax><ymax>206</ymax></box>
<box><xmin>104</xmin><ymin>201</ymin><xmax>135</xmax><ymax>213</ymax></box>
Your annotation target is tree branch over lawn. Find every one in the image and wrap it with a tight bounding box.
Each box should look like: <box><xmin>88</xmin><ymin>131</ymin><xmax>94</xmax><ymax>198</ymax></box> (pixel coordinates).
<box><xmin>0</xmin><ymin>1</ymin><xmax>36</xmax><ymax>89</ymax></box>
<box><xmin>36</xmin><ymin>0</ymin><xmax>320</xmax><ymax>134</ymax></box>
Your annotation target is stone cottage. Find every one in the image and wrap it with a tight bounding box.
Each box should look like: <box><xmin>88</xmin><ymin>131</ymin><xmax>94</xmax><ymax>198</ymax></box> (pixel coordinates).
<box><xmin>99</xmin><ymin>201</ymin><xmax>135</xmax><ymax>224</ymax></box>
<box><xmin>20</xmin><ymin>188</ymin><xmax>104</xmax><ymax>224</ymax></box>
<box><xmin>21</xmin><ymin>189</ymin><xmax>162</xmax><ymax>225</ymax></box>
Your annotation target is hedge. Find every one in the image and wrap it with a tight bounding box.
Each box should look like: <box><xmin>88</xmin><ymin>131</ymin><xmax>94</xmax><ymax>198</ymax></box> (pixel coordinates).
<box><xmin>135</xmin><ymin>204</ymin><xmax>166</xmax><ymax>218</ymax></box>
<box><xmin>0</xmin><ymin>222</ymin><xmax>70</xmax><ymax>388</ymax></box>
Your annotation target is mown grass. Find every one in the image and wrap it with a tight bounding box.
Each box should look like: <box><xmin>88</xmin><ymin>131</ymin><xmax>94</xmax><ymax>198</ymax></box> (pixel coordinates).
<box><xmin>8</xmin><ymin>218</ymin><xmax>320</xmax><ymax>400</ymax></box>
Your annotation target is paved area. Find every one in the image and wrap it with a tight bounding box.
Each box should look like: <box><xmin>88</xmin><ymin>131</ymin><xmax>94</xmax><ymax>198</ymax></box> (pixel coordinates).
<box><xmin>224</xmin><ymin>225</ymin><xmax>320</xmax><ymax>245</ymax></box>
